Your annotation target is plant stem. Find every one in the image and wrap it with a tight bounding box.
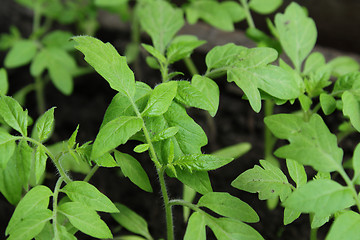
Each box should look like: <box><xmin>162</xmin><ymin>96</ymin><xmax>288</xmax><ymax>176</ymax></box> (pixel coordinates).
<box><xmin>32</xmin><ymin>1</ymin><xmax>42</xmax><ymax>34</ymax></box>
<box><xmin>310</xmin><ymin>227</ymin><xmax>318</xmax><ymax>240</ymax></box>
<box><xmin>240</xmin><ymin>0</ymin><xmax>255</xmax><ymax>28</ymax></box>
<box><xmin>159</xmin><ymin>167</ymin><xmax>174</xmax><ymax>240</ymax></box>
<box><xmin>338</xmin><ymin>168</ymin><xmax>360</xmax><ymax>212</ymax></box>
<box><xmin>35</xmin><ymin>76</ymin><xmax>46</xmax><ymax>114</ymax></box>
<box><xmin>264</xmin><ymin>100</ymin><xmax>276</xmax><ymax>160</ymax></box>
<box><xmin>161</xmin><ymin>62</ymin><xmax>169</xmax><ymax>82</ymax></box>
<box><xmin>52</xmin><ymin>177</ymin><xmax>63</xmax><ymax>240</ymax></box>
<box><xmin>169</xmin><ymin>199</ymin><xmax>203</xmax><ymax>213</ymax></box>
<box><xmin>83</xmin><ymin>165</ymin><xmax>100</xmax><ymax>182</ymax></box>
<box><xmin>183</xmin><ymin>57</ymin><xmax>199</xmax><ymax>76</ymax></box>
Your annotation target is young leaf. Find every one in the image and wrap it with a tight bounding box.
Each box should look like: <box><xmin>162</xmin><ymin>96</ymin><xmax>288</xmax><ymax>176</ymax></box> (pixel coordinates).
<box><xmin>274</xmin><ymin>114</ymin><xmax>343</xmax><ymax>173</ymax></box>
<box><xmin>93</xmin><ymin>152</ymin><xmax>118</xmax><ymax>167</ymax></box>
<box><xmin>137</xmin><ymin>0</ymin><xmax>184</xmax><ymax>54</ymax></box>
<box><xmin>32</xmin><ymin>107</ymin><xmax>55</xmax><ymax>142</ymax></box>
<box><xmin>198</xmin><ymin>192</ymin><xmax>259</xmax><ymax>223</ymax></box>
<box><xmin>320</xmin><ymin>93</ymin><xmax>336</xmax><ymax>115</ymax></box>
<box><xmin>166</xmin><ymin>35</ymin><xmax>206</xmax><ymax>64</ymax></box>
<box><xmin>286</xmin><ymin>159</ymin><xmax>307</xmax><ymax>188</ymax></box>
<box><xmin>91</xmin><ymin>116</ymin><xmax>142</xmax><ymax>159</ymax></box>
<box><xmin>58</xmin><ymin>202</ymin><xmax>113</xmax><ymax>239</ymax></box>
<box><xmin>142</xmin><ymin>43</ymin><xmax>166</xmax><ymax>64</ymax></box>
<box><xmin>172</xmin><ymin>154</ymin><xmax>233</xmax><ymax>172</ymax></box>
<box><xmin>328</xmin><ymin>56</ymin><xmax>360</xmax><ymax>77</ymax></box>
<box><xmin>284</xmin><ymin>179</ymin><xmax>355</xmax><ymax>216</ymax></box>
<box><xmin>133</xmin><ymin>144</ymin><xmax>149</xmax><ymax>153</ymax></box>
<box><xmin>231</xmin><ymin>160</ymin><xmax>291</xmax><ymax>201</ymax></box>
<box><xmin>16</xmin><ymin>140</ymin><xmax>33</xmax><ymax>188</ymax></box>
<box><xmin>275</xmin><ymin>2</ymin><xmax>317</xmax><ymax>70</ymax></box>
<box><xmin>73</xmin><ymin>36</ymin><xmax>136</xmax><ymax>97</ymax></box>
<box><xmin>151</xmin><ymin>127</ymin><xmax>179</xmax><ymax>142</ymax></box>
<box><xmin>206</xmin><ymin>216</ymin><xmax>264</xmax><ymax>240</ymax></box>
<box><xmin>68</xmin><ymin>125</ymin><xmax>79</xmax><ymax>149</ymax></box>
<box><xmin>332</xmin><ymin>71</ymin><xmax>360</xmax><ymax>95</ymax></box>
<box><xmin>5</xmin><ymin>40</ymin><xmax>37</xmax><ymax>68</ymax></box>
<box><xmin>7</xmin><ymin>209</ymin><xmax>52</xmax><ymax>240</ymax></box>
<box><xmin>142</xmin><ymin>81</ymin><xmax>178</xmax><ymax>117</ymax></box>
<box><xmin>0</xmin><ymin>129</ymin><xmax>16</xmax><ymax>168</ymax></box>
<box><xmin>0</xmin><ymin>155</ymin><xmax>23</xmax><ymax>205</ymax></box>
<box><xmin>111</xmin><ymin>203</ymin><xmax>152</xmax><ymax>240</ymax></box>
<box><xmin>0</xmin><ymin>68</ymin><xmax>9</xmax><ymax>95</ymax></box>
<box><xmin>342</xmin><ymin>91</ymin><xmax>360</xmax><ymax>132</ymax></box>
<box><xmin>42</xmin><ymin>30</ymin><xmax>74</xmax><ymax>50</ymax></box>
<box><xmin>0</xmin><ymin>95</ymin><xmax>28</xmax><ymax>136</ymax></box>
<box><xmin>35</xmin><ymin>145</ymin><xmax>48</xmax><ymax>184</ymax></box>
<box><xmin>326</xmin><ymin>211</ymin><xmax>360</xmax><ymax>240</ymax></box>
<box><xmin>6</xmin><ymin>185</ymin><xmax>53</xmax><ymax>235</ymax></box>
<box><xmin>303</xmin><ymin>52</ymin><xmax>326</xmax><ymax>75</ymax></box>
<box><xmin>184</xmin><ymin>212</ymin><xmax>206</xmax><ymax>240</ymax></box>
<box><xmin>61</xmin><ymin>181</ymin><xmax>119</xmax><ymax>213</ymax></box>
<box><xmin>114</xmin><ymin>151</ymin><xmax>152</xmax><ymax>192</ymax></box>
<box><xmin>249</xmin><ymin>0</ymin><xmax>283</xmax><ymax>14</ymax></box>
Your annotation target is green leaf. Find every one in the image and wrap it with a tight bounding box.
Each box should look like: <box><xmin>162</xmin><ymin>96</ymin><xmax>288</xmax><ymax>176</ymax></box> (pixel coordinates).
<box><xmin>184</xmin><ymin>212</ymin><xmax>206</xmax><ymax>240</ymax></box>
<box><xmin>42</xmin><ymin>30</ymin><xmax>74</xmax><ymax>50</ymax></box>
<box><xmin>32</xmin><ymin>107</ymin><xmax>55</xmax><ymax>142</ymax></box>
<box><xmin>5</xmin><ymin>40</ymin><xmax>37</xmax><ymax>68</ymax></box>
<box><xmin>114</xmin><ymin>151</ymin><xmax>152</xmax><ymax>192</ymax></box>
<box><xmin>133</xmin><ymin>144</ymin><xmax>149</xmax><ymax>153</ymax></box>
<box><xmin>58</xmin><ymin>202</ymin><xmax>113</xmax><ymax>239</ymax></box>
<box><xmin>73</xmin><ymin>36</ymin><xmax>135</xmax><ymax>96</ymax></box>
<box><xmin>6</xmin><ymin>185</ymin><xmax>53</xmax><ymax>235</ymax></box>
<box><xmin>93</xmin><ymin>152</ymin><xmax>118</xmax><ymax>167</ymax></box>
<box><xmin>342</xmin><ymin>91</ymin><xmax>360</xmax><ymax>132</ymax></box>
<box><xmin>0</xmin><ymin>154</ymin><xmax>23</xmax><ymax>205</ymax></box>
<box><xmin>286</xmin><ymin>159</ymin><xmax>307</xmax><ymax>187</ymax></box>
<box><xmin>152</xmin><ymin>127</ymin><xmax>179</xmax><ymax>142</ymax></box>
<box><xmin>0</xmin><ymin>68</ymin><xmax>9</xmax><ymax>95</ymax></box>
<box><xmin>311</xmin><ymin>213</ymin><xmax>330</xmax><ymax>229</ymax></box>
<box><xmin>68</xmin><ymin>125</ymin><xmax>79</xmax><ymax>149</ymax></box>
<box><xmin>174</xmin><ymin>169</ymin><xmax>212</xmax><ymax>195</ymax></box>
<box><xmin>303</xmin><ymin>52</ymin><xmax>326</xmax><ymax>75</ymax></box>
<box><xmin>320</xmin><ymin>93</ymin><xmax>336</xmax><ymax>115</ymax></box>
<box><xmin>35</xmin><ymin>145</ymin><xmax>48</xmax><ymax>184</ymax></box>
<box><xmin>15</xmin><ymin>140</ymin><xmax>33</xmax><ymax>188</ymax></box>
<box><xmin>284</xmin><ymin>179</ymin><xmax>355</xmax><ymax>216</ymax></box>
<box><xmin>198</xmin><ymin>192</ymin><xmax>259</xmax><ymax>223</ymax></box>
<box><xmin>142</xmin><ymin>43</ymin><xmax>166</xmax><ymax>64</ymax></box>
<box><xmin>353</xmin><ymin>143</ymin><xmax>360</xmax><ymax>183</ymax></box>
<box><xmin>283</xmin><ymin>207</ymin><xmax>301</xmax><ymax>225</ymax></box>
<box><xmin>275</xmin><ymin>2</ymin><xmax>317</xmax><ymax>70</ymax></box>
<box><xmin>299</xmin><ymin>94</ymin><xmax>312</xmax><ymax>112</ymax></box>
<box><xmin>183</xmin><ymin>184</ymin><xmax>196</xmax><ymax>221</ymax></box>
<box><xmin>332</xmin><ymin>71</ymin><xmax>360</xmax><ymax>95</ymax></box>
<box><xmin>111</xmin><ymin>203</ymin><xmax>152</xmax><ymax>239</ymax></box>
<box><xmin>142</xmin><ymin>81</ymin><xmax>178</xmax><ymax>117</ymax></box>
<box><xmin>249</xmin><ymin>0</ymin><xmax>283</xmax><ymax>14</ymax></box>
<box><xmin>0</xmin><ymin>95</ymin><xmax>28</xmax><ymax>136</ymax></box>
<box><xmin>137</xmin><ymin>0</ymin><xmax>184</xmax><ymax>54</ymax></box>
<box><xmin>0</xmin><ymin>129</ymin><xmax>17</xmax><ymax>168</ymax></box>
<box><xmin>206</xmin><ymin>216</ymin><xmax>264</xmax><ymax>240</ymax></box>
<box><xmin>185</xmin><ymin>1</ymin><xmax>234</xmax><ymax>32</ymax></box>
<box><xmin>167</xmin><ymin>35</ymin><xmax>206</xmax><ymax>64</ymax></box>
<box><xmin>326</xmin><ymin>211</ymin><xmax>360</xmax><ymax>240</ymax></box>
<box><xmin>274</xmin><ymin>114</ymin><xmax>343</xmax><ymax>172</ymax></box>
<box><xmin>264</xmin><ymin>113</ymin><xmax>303</xmax><ymax>139</ymax></box>
<box><xmin>61</xmin><ymin>181</ymin><xmax>119</xmax><ymax>213</ymax></box>
<box><xmin>172</xmin><ymin>154</ymin><xmax>233</xmax><ymax>172</ymax></box>
<box><xmin>91</xmin><ymin>116</ymin><xmax>142</xmax><ymax>159</ymax></box>
<box><xmin>231</xmin><ymin>160</ymin><xmax>291</xmax><ymax>201</ymax></box>
<box><xmin>328</xmin><ymin>56</ymin><xmax>360</xmax><ymax>77</ymax></box>
<box><xmin>212</xmin><ymin>142</ymin><xmax>251</xmax><ymax>160</ymax></box>
<box><xmin>8</xmin><ymin>209</ymin><xmax>52</xmax><ymax>240</ymax></box>
<box><xmin>220</xmin><ymin>1</ymin><xmax>246</xmax><ymax>23</ymax></box>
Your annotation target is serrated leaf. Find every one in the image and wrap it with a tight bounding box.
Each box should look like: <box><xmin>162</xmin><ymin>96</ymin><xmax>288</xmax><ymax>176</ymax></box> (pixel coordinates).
<box><xmin>173</xmin><ymin>154</ymin><xmax>233</xmax><ymax>172</ymax></box>
<box><xmin>0</xmin><ymin>68</ymin><xmax>9</xmax><ymax>95</ymax></box>
<box><xmin>16</xmin><ymin>140</ymin><xmax>33</xmax><ymax>188</ymax></box>
<box><xmin>275</xmin><ymin>2</ymin><xmax>317</xmax><ymax>70</ymax></box>
<box><xmin>92</xmin><ymin>116</ymin><xmax>142</xmax><ymax>159</ymax></box>
<box><xmin>206</xmin><ymin>216</ymin><xmax>264</xmax><ymax>240</ymax></box>
<box><xmin>8</xmin><ymin>209</ymin><xmax>52</xmax><ymax>240</ymax></box>
<box><xmin>328</xmin><ymin>57</ymin><xmax>360</xmax><ymax>77</ymax></box>
<box><xmin>231</xmin><ymin>160</ymin><xmax>291</xmax><ymax>201</ymax></box>
<box><xmin>142</xmin><ymin>81</ymin><xmax>178</xmax><ymax>117</ymax></box>
<box><xmin>284</xmin><ymin>179</ymin><xmax>355</xmax><ymax>216</ymax></box>
<box><xmin>249</xmin><ymin>0</ymin><xmax>283</xmax><ymax>14</ymax></box>
<box><xmin>198</xmin><ymin>192</ymin><xmax>259</xmax><ymax>223</ymax></box>
<box><xmin>137</xmin><ymin>0</ymin><xmax>184</xmax><ymax>54</ymax></box>
<box><xmin>6</xmin><ymin>185</ymin><xmax>53</xmax><ymax>235</ymax></box>
<box><xmin>342</xmin><ymin>91</ymin><xmax>360</xmax><ymax>132</ymax></box>
<box><xmin>61</xmin><ymin>181</ymin><xmax>119</xmax><ymax>213</ymax></box>
<box><xmin>73</xmin><ymin>36</ymin><xmax>135</xmax><ymax>96</ymax></box>
<box><xmin>274</xmin><ymin>114</ymin><xmax>343</xmax><ymax>172</ymax></box>
<box><xmin>0</xmin><ymin>95</ymin><xmax>28</xmax><ymax>136</ymax></box>
<box><xmin>35</xmin><ymin>145</ymin><xmax>48</xmax><ymax>184</ymax></box>
<box><xmin>111</xmin><ymin>203</ymin><xmax>152</xmax><ymax>239</ymax></box>
<box><xmin>114</xmin><ymin>151</ymin><xmax>152</xmax><ymax>192</ymax></box>
<box><xmin>5</xmin><ymin>40</ymin><xmax>37</xmax><ymax>68</ymax></box>
<box><xmin>0</xmin><ymin>129</ymin><xmax>16</xmax><ymax>168</ymax></box>
<box><xmin>286</xmin><ymin>159</ymin><xmax>307</xmax><ymax>187</ymax></box>
<box><xmin>0</xmin><ymin>154</ymin><xmax>22</xmax><ymax>205</ymax></box>
<box><xmin>167</xmin><ymin>35</ymin><xmax>206</xmax><ymax>64</ymax></box>
<box><xmin>320</xmin><ymin>93</ymin><xmax>336</xmax><ymax>115</ymax></box>
<box><xmin>185</xmin><ymin>1</ymin><xmax>234</xmax><ymax>31</ymax></box>
<box><xmin>326</xmin><ymin>211</ymin><xmax>360</xmax><ymax>240</ymax></box>
<box><xmin>58</xmin><ymin>202</ymin><xmax>113</xmax><ymax>239</ymax></box>
<box><xmin>32</xmin><ymin>107</ymin><xmax>55</xmax><ymax>142</ymax></box>
<box><xmin>184</xmin><ymin>212</ymin><xmax>206</xmax><ymax>240</ymax></box>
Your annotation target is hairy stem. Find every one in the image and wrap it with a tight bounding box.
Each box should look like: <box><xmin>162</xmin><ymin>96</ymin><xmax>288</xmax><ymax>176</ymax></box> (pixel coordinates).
<box><xmin>52</xmin><ymin>177</ymin><xmax>63</xmax><ymax>240</ymax></box>
<box><xmin>159</xmin><ymin>167</ymin><xmax>174</xmax><ymax>240</ymax></box>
